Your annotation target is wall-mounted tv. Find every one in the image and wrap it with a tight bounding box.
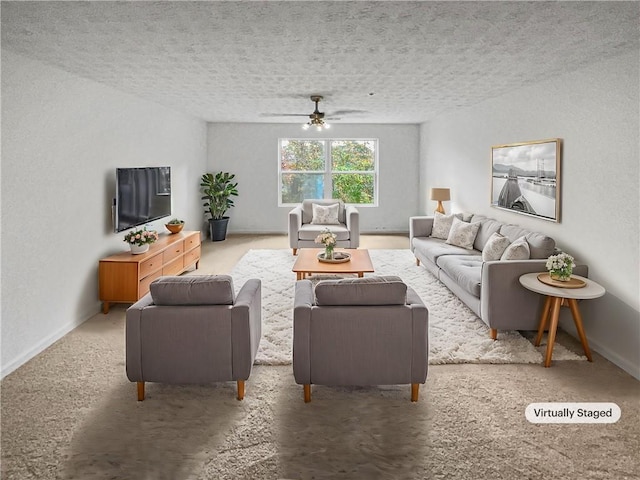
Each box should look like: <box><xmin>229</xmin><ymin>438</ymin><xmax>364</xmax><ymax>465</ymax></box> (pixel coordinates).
<box><xmin>114</xmin><ymin>167</ymin><xmax>171</xmax><ymax>232</ymax></box>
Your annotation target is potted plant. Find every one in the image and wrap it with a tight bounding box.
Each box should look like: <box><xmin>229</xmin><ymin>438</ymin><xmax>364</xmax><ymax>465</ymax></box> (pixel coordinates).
<box><xmin>123</xmin><ymin>227</ymin><xmax>159</xmax><ymax>254</ymax></box>
<box><xmin>165</xmin><ymin>218</ymin><xmax>185</xmax><ymax>234</ymax></box>
<box><xmin>200</xmin><ymin>171</ymin><xmax>238</xmax><ymax>241</ymax></box>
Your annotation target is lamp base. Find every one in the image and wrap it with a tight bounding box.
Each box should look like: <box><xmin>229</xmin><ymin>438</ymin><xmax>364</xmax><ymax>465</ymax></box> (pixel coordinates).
<box><xmin>434</xmin><ymin>201</ymin><xmax>445</xmax><ymax>214</ymax></box>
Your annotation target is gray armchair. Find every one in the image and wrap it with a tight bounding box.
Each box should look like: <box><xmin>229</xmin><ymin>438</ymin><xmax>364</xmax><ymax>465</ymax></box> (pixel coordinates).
<box><xmin>126</xmin><ymin>275</ymin><xmax>261</xmax><ymax>401</ymax></box>
<box><xmin>288</xmin><ymin>199</ymin><xmax>359</xmax><ymax>255</ymax></box>
<box><xmin>293</xmin><ymin>276</ymin><xmax>429</xmax><ymax>402</ymax></box>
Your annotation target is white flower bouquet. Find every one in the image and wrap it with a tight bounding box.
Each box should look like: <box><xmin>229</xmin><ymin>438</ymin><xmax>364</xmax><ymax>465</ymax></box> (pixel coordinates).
<box><xmin>545</xmin><ymin>252</ymin><xmax>575</xmax><ymax>281</ymax></box>
<box><xmin>315</xmin><ymin>229</ymin><xmax>337</xmax><ymax>259</ymax></box>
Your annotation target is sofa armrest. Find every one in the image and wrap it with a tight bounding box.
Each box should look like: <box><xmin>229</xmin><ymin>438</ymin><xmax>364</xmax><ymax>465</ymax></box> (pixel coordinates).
<box><xmin>288</xmin><ymin>205</ymin><xmax>303</xmax><ymax>248</ymax></box>
<box><xmin>345</xmin><ymin>205</ymin><xmax>360</xmax><ymax>248</ymax></box>
<box><xmin>409</xmin><ymin>216</ymin><xmax>434</xmax><ymax>252</ymax></box>
<box><xmin>292</xmin><ymin>280</ymin><xmax>313</xmax><ymax>384</ymax></box>
<box><xmin>231</xmin><ymin>279</ymin><xmax>262</xmax><ymax>379</ymax></box>
<box><xmin>407</xmin><ymin>286</ymin><xmax>429</xmax><ymax>383</ymax></box>
<box><xmin>480</xmin><ymin>260</ymin><xmax>589</xmax><ymax>330</ymax></box>
<box><xmin>125</xmin><ymin>293</ymin><xmax>155</xmax><ymax>382</ymax></box>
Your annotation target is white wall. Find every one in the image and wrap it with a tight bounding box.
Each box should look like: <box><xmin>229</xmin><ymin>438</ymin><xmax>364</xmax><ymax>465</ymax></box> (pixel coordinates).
<box><xmin>420</xmin><ymin>51</ymin><xmax>639</xmax><ymax>378</ymax></box>
<box><xmin>207</xmin><ymin>123</ymin><xmax>420</xmax><ymax>234</ymax></box>
<box><xmin>1</xmin><ymin>50</ymin><xmax>208</xmax><ymax>377</ymax></box>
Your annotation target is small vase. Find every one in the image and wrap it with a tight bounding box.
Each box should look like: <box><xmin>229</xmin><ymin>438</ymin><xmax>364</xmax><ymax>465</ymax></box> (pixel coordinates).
<box><xmin>324</xmin><ymin>246</ymin><xmax>334</xmax><ymax>260</ymax></box>
<box><xmin>550</xmin><ymin>271</ymin><xmax>571</xmax><ymax>282</ymax></box>
<box><xmin>130</xmin><ymin>243</ymin><xmax>150</xmax><ymax>255</ymax></box>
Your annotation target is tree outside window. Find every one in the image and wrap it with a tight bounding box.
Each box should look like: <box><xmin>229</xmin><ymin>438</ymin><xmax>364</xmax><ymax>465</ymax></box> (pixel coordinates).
<box><xmin>279</xmin><ymin>139</ymin><xmax>377</xmax><ymax>205</ymax></box>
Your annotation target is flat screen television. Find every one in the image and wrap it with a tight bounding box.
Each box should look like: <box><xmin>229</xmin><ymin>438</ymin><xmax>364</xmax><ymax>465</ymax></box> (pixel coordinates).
<box><xmin>114</xmin><ymin>166</ymin><xmax>171</xmax><ymax>232</ymax></box>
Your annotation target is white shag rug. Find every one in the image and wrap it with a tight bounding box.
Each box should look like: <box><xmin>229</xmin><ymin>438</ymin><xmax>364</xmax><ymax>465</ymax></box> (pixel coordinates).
<box><xmin>230</xmin><ymin>249</ymin><xmax>585</xmax><ymax>365</ymax></box>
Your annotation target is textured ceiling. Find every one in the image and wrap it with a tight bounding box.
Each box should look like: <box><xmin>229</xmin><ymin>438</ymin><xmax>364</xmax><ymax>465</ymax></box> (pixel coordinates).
<box><xmin>2</xmin><ymin>1</ymin><xmax>638</xmax><ymax>124</ymax></box>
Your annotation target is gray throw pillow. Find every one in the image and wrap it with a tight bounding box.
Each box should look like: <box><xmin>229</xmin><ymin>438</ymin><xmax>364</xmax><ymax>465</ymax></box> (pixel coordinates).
<box><xmin>482</xmin><ymin>232</ymin><xmax>512</xmax><ymax>261</ymax></box>
<box><xmin>500</xmin><ymin>236</ymin><xmax>530</xmax><ymax>260</ymax></box>
<box><xmin>431</xmin><ymin>212</ymin><xmax>460</xmax><ymax>240</ymax></box>
<box><xmin>446</xmin><ymin>217</ymin><xmax>480</xmax><ymax>250</ymax></box>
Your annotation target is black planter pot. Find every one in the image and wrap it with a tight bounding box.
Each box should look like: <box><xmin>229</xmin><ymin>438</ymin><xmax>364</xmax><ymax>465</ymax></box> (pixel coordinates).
<box><xmin>209</xmin><ymin>217</ymin><xmax>230</xmax><ymax>241</ymax></box>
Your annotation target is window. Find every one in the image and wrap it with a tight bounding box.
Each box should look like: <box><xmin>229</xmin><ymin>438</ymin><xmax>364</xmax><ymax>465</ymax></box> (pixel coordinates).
<box><xmin>279</xmin><ymin>139</ymin><xmax>378</xmax><ymax>206</ymax></box>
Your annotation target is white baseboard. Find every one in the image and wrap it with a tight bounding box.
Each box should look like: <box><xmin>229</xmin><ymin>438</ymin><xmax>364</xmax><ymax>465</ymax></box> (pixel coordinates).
<box><xmin>561</xmin><ymin>320</ymin><xmax>640</xmax><ymax>381</ymax></box>
<box><xmin>1</xmin><ymin>313</ymin><xmax>91</xmax><ymax>379</ymax></box>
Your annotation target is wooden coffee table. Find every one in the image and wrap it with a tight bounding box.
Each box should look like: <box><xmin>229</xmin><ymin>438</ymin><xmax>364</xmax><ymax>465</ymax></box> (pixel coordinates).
<box><xmin>292</xmin><ymin>248</ymin><xmax>374</xmax><ymax>280</ymax></box>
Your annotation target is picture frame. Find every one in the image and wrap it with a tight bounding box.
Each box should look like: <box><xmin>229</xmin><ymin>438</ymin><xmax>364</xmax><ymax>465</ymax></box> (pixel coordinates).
<box><xmin>491</xmin><ymin>138</ymin><xmax>561</xmax><ymax>222</ymax></box>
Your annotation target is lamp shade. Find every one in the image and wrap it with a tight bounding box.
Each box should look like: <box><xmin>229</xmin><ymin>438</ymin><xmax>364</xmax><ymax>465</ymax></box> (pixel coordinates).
<box><xmin>430</xmin><ymin>188</ymin><xmax>450</xmax><ymax>201</ymax></box>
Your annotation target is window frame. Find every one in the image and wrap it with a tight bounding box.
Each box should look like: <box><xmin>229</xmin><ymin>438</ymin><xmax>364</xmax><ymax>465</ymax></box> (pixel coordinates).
<box><xmin>278</xmin><ymin>138</ymin><xmax>379</xmax><ymax>207</ymax></box>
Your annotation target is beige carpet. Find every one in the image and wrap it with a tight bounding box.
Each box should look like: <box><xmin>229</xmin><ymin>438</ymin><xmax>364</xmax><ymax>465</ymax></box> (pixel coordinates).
<box><xmin>1</xmin><ymin>235</ymin><xmax>639</xmax><ymax>479</ymax></box>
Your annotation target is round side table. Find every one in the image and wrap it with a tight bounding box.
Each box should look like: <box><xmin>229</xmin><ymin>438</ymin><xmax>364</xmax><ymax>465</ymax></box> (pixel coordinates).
<box><xmin>519</xmin><ymin>273</ymin><xmax>605</xmax><ymax>367</ymax></box>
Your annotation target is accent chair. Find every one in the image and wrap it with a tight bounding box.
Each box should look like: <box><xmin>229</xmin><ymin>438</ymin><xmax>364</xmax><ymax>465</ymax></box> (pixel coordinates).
<box><xmin>292</xmin><ymin>276</ymin><xmax>429</xmax><ymax>402</ymax></box>
<box><xmin>125</xmin><ymin>275</ymin><xmax>261</xmax><ymax>401</ymax></box>
<box><xmin>288</xmin><ymin>199</ymin><xmax>359</xmax><ymax>255</ymax></box>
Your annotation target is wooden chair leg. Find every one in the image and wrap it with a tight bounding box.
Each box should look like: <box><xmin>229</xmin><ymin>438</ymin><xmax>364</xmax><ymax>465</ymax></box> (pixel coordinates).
<box><xmin>490</xmin><ymin>328</ymin><xmax>497</xmax><ymax>340</ymax></box>
<box><xmin>416</xmin><ymin>258</ymin><xmax>420</xmax><ymax>266</ymax></box>
<box><xmin>303</xmin><ymin>384</ymin><xmax>311</xmax><ymax>403</ymax></box>
<box><xmin>411</xmin><ymin>383</ymin><xmax>419</xmax><ymax>402</ymax></box>
<box><xmin>137</xmin><ymin>381</ymin><xmax>145</xmax><ymax>401</ymax></box>
<box><xmin>237</xmin><ymin>380</ymin><xmax>245</xmax><ymax>401</ymax></box>
<box><xmin>293</xmin><ymin>248</ymin><xmax>298</xmax><ymax>255</ymax></box>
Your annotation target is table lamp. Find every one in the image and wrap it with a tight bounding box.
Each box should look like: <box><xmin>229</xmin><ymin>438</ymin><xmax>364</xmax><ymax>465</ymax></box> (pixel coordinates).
<box><xmin>430</xmin><ymin>188</ymin><xmax>450</xmax><ymax>214</ymax></box>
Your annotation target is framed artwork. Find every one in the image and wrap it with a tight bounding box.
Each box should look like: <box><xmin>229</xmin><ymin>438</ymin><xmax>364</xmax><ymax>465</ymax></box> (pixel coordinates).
<box><xmin>491</xmin><ymin>138</ymin><xmax>561</xmax><ymax>222</ymax></box>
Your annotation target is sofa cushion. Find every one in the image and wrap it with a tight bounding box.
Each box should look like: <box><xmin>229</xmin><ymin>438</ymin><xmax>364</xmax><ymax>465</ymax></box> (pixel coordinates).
<box><xmin>501</xmin><ymin>236</ymin><xmax>531</xmax><ymax>260</ymax></box>
<box><xmin>302</xmin><ymin>199</ymin><xmax>345</xmax><ymax>224</ymax></box>
<box><xmin>298</xmin><ymin>223</ymin><xmax>350</xmax><ymax>241</ymax></box>
<box><xmin>499</xmin><ymin>224</ymin><xmax>555</xmax><ymax>259</ymax></box>
<box><xmin>150</xmin><ymin>275</ymin><xmax>235</xmax><ymax>306</ymax></box>
<box><xmin>314</xmin><ymin>275</ymin><xmax>407</xmax><ymax>306</ymax></box>
<box><xmin>436</xmin><ymin>255</ymin><xmax>482</xmax><ymax>298</ymax></box>
<box><xmin>482</xmin><ymin>232</ymin><xmax>512</xmax><ymax>261</ymax></box>
<box><xmin>471</xmin><ymin>216</ymin><xmax>503</xmax><ymax>251</ymax></box>
<box><xmin>412</xmin><ymin>236</ymin><xmax>477</xmax><ymax>264</ymax></box>
<box><xmin>446</xmin><ymin>217</ymin><xmax>481</xmax><ymax>249</ymax></box>
<box><xmin>311</xmin><ymin>203</ymin><xmax>340</xmax><ymax>225</ymax></box>
<box><xmin>431</xmin><ymin>212</ymin><xmax>462</xmax><ymax>240</ymax></box>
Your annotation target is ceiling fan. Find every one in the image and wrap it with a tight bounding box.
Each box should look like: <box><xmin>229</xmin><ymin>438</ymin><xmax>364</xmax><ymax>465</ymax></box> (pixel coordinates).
<box><xmin>260</xmin><ymin>95</ymin><xmax>368</xmax><ymax>130</ymax></box>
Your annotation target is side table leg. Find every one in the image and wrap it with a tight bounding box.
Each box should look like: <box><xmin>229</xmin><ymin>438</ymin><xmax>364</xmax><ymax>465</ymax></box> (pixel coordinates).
<box><xmin>543</xmin><ymin>297</ymin><xmax>562</xmax><ymax>367</ymax></box>
<box><xmin>567</xmin><ymin>298</ymin><xmax>593</xmax><ymax>362</ymax></box>
<box><xmin>534</xmin><ymin>296</ymin><xmax>552</xmax><ymax>346</ymax></box>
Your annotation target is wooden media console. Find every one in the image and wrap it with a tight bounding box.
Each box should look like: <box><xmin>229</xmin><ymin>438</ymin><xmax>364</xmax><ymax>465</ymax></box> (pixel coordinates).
<box><xmin>99</xmin><ymin>230</ymin><xmax>201</xmax><ymax>313</ymax></box>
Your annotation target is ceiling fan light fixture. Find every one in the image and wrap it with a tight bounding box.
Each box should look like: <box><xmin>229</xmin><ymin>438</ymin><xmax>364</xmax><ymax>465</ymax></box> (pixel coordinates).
<box><xmin>301</xmin><ymin>95</ymin><xmax>331</xmax><ymax>131</ymax></box>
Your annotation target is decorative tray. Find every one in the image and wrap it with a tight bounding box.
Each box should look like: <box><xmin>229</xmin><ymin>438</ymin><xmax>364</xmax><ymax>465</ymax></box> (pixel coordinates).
<box><xmin>317</xmin><ymin>252</ymin><xmax>352</xmax><ymax>264</ymax></box>
<box><xmin>537</xmin><ymin>273</ymin><xmax>586</xmax><ymax>289</ymax></box>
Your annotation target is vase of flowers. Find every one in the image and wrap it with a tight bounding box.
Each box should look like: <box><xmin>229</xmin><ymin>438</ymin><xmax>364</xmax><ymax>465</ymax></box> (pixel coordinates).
<box><xmin>545</xmin><ymin>252</ymin><xmax>575</xmax><ymax>282</ymax></box>
<box><xmin>124</xmin><ymin>227</ymin><xmax>159</xmax><ymax>254</ymax></box>
<box><xmin>315</xmin><ymin>229</ymin><xmax>337</xmax><ymax>260</ymax></box>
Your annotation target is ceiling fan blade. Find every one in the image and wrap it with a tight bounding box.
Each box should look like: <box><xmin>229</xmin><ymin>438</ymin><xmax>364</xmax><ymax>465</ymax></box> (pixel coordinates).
<box><xmin>327</xmin><ymin>109</ymin><xmax>369</xmax><ymax>116</ymax></box>
<box><xmin>259</xmin><ymin>113</ymin><xmax>309</xmax><ymax>117</ymax></box>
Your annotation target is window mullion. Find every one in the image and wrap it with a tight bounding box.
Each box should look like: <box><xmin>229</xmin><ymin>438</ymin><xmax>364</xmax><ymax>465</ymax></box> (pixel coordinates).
<box><xmin>325</xmin><ymin>140</ymin><xmax>332</xmax><ymax>199</ymax></box>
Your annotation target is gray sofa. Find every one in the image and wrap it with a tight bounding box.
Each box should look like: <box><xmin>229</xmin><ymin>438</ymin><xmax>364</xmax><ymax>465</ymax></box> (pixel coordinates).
<box><xmin>409</xmin><ymin>214</ymin><xmax>587</xmax><ymax>339</ymax></box>
<box><xmin>126</xmin><ymin>275</ymin><xmax>262</xmax><ymax>401</ymax></box>
<box><xmin>288</xmin><ymin>199</ymin><xmax>359</xmax><ymax>255</ymax></box>
<box><xmin>293</xmin><ymin>276</ymin><xmax>428</xmax><ymax>402</ymax></box>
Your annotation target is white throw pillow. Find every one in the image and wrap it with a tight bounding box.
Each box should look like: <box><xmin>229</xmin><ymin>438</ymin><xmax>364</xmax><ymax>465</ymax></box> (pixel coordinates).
<box><xmin>431</xmin><ymin>212</ymin><xmax>460</xmax><ymax>240</ymax></box>
<box><xmin>446</xmin><ymin>217</ymin><xmax>481</xmax><ymax>249</ymax></box>
<box><xmin>310</xmin><ymin>203</ymin><xmax>340</xmax><ymax>225</ymax></box>
<box><xmin>500</xmin><ymin>236</ymin><xmax>530</xmax><ymax>260</ymax></box>
<box><xmin>482</xmin><ymin>232</ymin><xmax>512</xmax><ymax>261</ymax></box>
